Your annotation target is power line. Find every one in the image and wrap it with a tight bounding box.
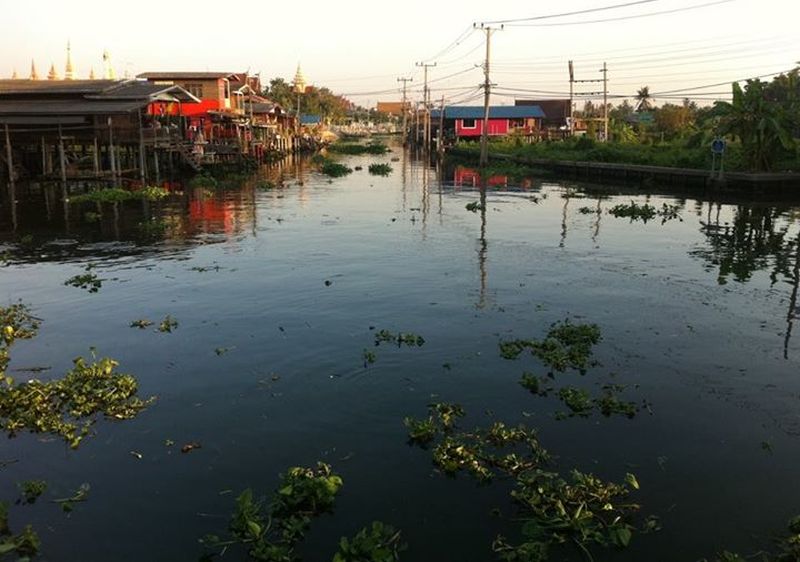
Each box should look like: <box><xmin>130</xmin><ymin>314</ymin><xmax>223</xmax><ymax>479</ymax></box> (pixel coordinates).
<box><xmin>483</xmin><ymin>0</ymin><xmax>660</xmax><ymax>25</ymax></box>
<box><xmin>506</xmin><ymin>0</ymin><xmax>736</xmax><ymax>27</ymax></box>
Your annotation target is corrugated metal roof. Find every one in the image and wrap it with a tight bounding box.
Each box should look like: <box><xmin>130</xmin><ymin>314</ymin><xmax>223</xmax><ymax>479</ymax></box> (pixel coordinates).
<box><xmin>430</xmin><ymin>105</ymin><xmax>546</xmax><ymax>120</ymax></box>
<box><xmin>137</xmin><ymin>72</ymin><xmax>237</xmax><ymax>80</ymax></box>
<box><xmin>0</xmin><ymin>79</ymin><xmax>120</xmax><ymax>96</ymax></box>
<box><xmin>88</xmin><ymin>82</ymin><xmax>200</xmax><ymax>103</ymax></box>
<box><xmin>0</xmin><ymin>99</ymin><xmax>148</xmax><ymax>116</ymax></box>
<box><xmin>300</xmin><ymin>114</ymin><xmax>321</xmax><ymax>125</ymax></box>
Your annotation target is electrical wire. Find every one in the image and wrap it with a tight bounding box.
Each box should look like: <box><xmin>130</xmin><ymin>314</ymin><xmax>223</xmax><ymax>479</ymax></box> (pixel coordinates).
<box><xmin>506</xmin><ymin>0</ymin><xmax>736</xmax><ymax>27</ymax></box>
<box><xmin>482</xmin><ymin>0</ymin><xmax>660</xmax><ymax>25</ymax></box>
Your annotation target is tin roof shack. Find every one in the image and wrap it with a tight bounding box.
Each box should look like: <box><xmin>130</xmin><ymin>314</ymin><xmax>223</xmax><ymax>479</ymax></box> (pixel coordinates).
<box><xmin>515</xmin><ymin>100</ymin><xmax>571</xmax><ymax>129</ymax></box>
<box><xmin>431</xmin><ymin>105</ymin><xmax>545</xmax><ymax>142</ymax></box>
<box><xmin>0</xmin><ymin>79</ymin><xmax>198</xmax><ymax>189</ymax></box>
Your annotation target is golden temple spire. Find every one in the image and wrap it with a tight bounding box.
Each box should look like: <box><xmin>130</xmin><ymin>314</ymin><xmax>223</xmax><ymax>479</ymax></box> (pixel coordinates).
<box><xmin>64</xmin><ymin>40</ymin><xmax>75</xmax><ymax>80</ymax></box>
<box><xmin>89</xmin><ymin>67</ymin><xmax>96</xmax><ymax>80</ymax></box>
<box><xmin>30</xmin><ymin>59</ymin><xmax>39</xmax><ymax>80</ymax></box>
<box><xmin>47</xmin><ymin>62</ymin><xmax>60</xmax><ymax>80</ymax></box>
<box><xmin>293</xmin><ymin>63</ymin><xmax>307</xmax><ymax>94</ymax></box>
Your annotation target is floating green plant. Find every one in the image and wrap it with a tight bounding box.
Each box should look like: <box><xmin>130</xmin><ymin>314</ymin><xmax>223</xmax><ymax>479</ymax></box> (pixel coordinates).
<box><xmin>578</xmin><ymin>206</ymin><xmax>597</xmax><ymax>214</ymax></box>
<box><xmin>53</xmin><ymin>483</ymin><xmax>90</xmax><ymax>513</ymax></box>
<box><xmin>0</xmin><ymin>503</ymin><xmax>40</xmax><ymax>559</ymax></box>
<box><xmin>405</xmin><ymin>403</ymin><xmax>642</xmax><ymax>559</ymax></box>
<box><xmin>129</xmin><ymin>319</ymin><xmax>153</xmax><ymax>330</ymax></box>
<box><xmin>708</xmin><ymin>515</ymin><xmax>800</xmax><ymax>562</ymax></box>
<box><xmin>201</xmin><ymin>463</ymin><xmax>344</xmax><ymax>561</ymax></box>
<box><xmin>608</xmin><ymin>201</ymin><xmax>682</xmax><ymax>224</ymax></box>
<box><xmin>362</xmin><ymin>349</ymin><xmax>377</xmax><ymax>366</ymax></box>
<box><xmin>17</xmin><ymin>481</ymin><xmax>46</xmax><ymax>505</ymax></box>
<box><xmin>368</xmin><ymin>164</ymin><xmax>393</xmax><ymax>176</ymax></box>
<box><xmin>519</xmin><ymin>373</ymin><xmax>552</xmax><ymax>397</ymax></box>
<box><xmin>321</xmin><ymin>162</ymin><xmax>354</xmax><ymax>178</ymax></box>
<box><xmin>64</xmin><ymin>271</ymin><xmax>103</xmax><ymax>293</ymax></box>
<box><xmin>256</xmin><ymin>180</ymin><xmax>276</xmax><ymax>190</ymax></box>
<box><xmin>69</xmin><ymin>188</ymin><xmax>137</xmax><ymax>204</ymax></box>
<box><xmin>499</xmin><ymin>320</ymin><xmax>601</xmax><ymax>373</ymax></box>
<box><xmin>466</xmin><ymin>201</ymin><xmax>485</xmax><ymax>212</ymax></box>
<box><xmin>373</xmin><ymin>330</ymin><xmax>424</xmax><ymax>348</ymax></box>
<box><xmin>158</xmin><ymin>315</ymin><xmax>178</xmax><ymax>333</ymax></box>
<box><xmin>333</xmin><ymin>521</ymin><xmax>405</xmax><ymax>562</ymax></box>
<box><xmin>328</xmin><ymin>142</ymin><xmax>389</xmax><ymax>155</ymax></box>
<box><xmin>139</xmin><ymin>186</ymin><xmax>170</xmax><ymax>201</ymax></box>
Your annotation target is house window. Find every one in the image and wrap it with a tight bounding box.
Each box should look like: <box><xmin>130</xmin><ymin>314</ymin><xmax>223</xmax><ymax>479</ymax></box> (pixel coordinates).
<box><xmin>184</xmin><ymin>83</ymin><xmax>204</xmax><ymax>98</ymax></box>
<box><xmin>509</xmin><ymin>118</ymin><xmax>525</xmax><ymax>129</ymax></box>
<box><xmin>461</xmin><ymin>119</ymin><xmax>476</xmax><ymax>128</ymax></box>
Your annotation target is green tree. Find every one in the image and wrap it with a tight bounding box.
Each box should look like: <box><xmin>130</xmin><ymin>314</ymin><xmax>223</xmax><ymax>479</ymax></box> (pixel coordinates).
<box><xmin>635</xmin><ymin>86</ymin><xmax>653</xmax><ymax>112</ymax></box>
<box><xmin>715</xmin><ymin>79</ymin><xmax>794</xmax><ymax>171</ymax></box>
<box><xmin>654</xmin><ymin>103</ymin><xmax>694</xmax><ymax>138</ymax></box>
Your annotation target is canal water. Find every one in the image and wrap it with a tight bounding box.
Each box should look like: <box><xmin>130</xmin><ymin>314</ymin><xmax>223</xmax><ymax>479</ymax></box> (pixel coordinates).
<box><xmin>1</xmin><ymin>141</ymin><xmax>799</xmax><ymax>561</ymax></box>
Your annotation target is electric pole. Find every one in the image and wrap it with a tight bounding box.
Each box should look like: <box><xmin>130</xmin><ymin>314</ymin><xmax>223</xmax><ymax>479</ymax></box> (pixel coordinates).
<box><xmin>397</xmin><ymin>77</ymin><xmax>413</xmax><ymax>144</ymax></box>
<box><xmin>568</xmin><ymin>60</ymin><xmax>574</xmax><ymax>137</ymax></box>
<box><xmin>477</xmin><ymin>23</ymin><xmax>501</xmax><ymax>168</ymax></box>
<box><xmin>601</xmin><ymin>62</ymin><xmax>608</xmax><ymax>143</ymax></box>
<box><xmin>416</xmin><ymin>62</ymin><xmax>436</xmax><ymax>152</ymax></box>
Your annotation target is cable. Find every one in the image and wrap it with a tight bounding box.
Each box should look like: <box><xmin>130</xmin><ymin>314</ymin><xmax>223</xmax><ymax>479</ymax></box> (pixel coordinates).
<box><xmin>422</xmin><ymin>25</ymin><xmax>476</xmax><ymax>63</ymax></box>
<box><xmin>507</xmin><ymin>0</ymin><xmax>736</xmax><ymax>27</ymax></box>
<box><xmin>483</xmin><ymin>0</ymin><xmax>660</xmax><ymax>25</ymax></box>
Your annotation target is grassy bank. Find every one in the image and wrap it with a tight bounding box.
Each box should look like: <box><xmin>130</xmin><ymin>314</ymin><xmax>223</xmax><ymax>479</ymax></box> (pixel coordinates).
<box><xmin>455</xmin><ymin>137</ymin><xmax>798</xmax><ymax>173</ymax></box>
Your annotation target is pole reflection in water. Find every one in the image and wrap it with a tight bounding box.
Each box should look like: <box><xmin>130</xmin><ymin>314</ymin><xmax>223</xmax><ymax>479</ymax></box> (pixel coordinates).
<box><xmin>785</xmin><ymin>233</ymin><xmax>800</xmax><ymax>359</ymax></box>
<box><xmin>477</xmin><ymin>179</ymin><xmax>488</xmax><ymax>310</ymax></box>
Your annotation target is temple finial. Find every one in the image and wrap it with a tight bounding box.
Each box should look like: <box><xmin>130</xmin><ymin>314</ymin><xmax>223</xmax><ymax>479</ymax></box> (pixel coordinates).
<box><xmin>102</xmin><ymin>49</ymin><xmax>116</xmax><ymax>80</ymax></box>
<box><xmin>30</xmin><ymin>59</ymin><xmax>39</xmax><ymax>80</ymax></box>
<box><xmin>47</xmin><ymin>62</ymin><xmax>60</xmax><ymax>80</ymax></box>
<box><xmin>64</xmin><ymin>40</ymin><xmax>75</xmax><ymax>80</ymax></box>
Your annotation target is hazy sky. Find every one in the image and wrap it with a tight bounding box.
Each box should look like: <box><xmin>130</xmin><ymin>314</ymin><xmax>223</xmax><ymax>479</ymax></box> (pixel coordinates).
<box><xmin>2</xmin><ymin>0</ymin><xmax>798</xmax><ymax>107</ymax></box>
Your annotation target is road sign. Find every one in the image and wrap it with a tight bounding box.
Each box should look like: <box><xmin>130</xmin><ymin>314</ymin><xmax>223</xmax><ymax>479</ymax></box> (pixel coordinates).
<box><xmin>711</xmin><ymin>138</ymin><xmax>726</xmax><ymax>154</ymax></box>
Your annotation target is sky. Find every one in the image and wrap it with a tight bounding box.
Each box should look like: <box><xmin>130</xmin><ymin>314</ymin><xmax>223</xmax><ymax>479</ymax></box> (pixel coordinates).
<box><xmin>1</xmin><ymin>0</ymin><xmax>798</xmax><ymax>108</ymax></box>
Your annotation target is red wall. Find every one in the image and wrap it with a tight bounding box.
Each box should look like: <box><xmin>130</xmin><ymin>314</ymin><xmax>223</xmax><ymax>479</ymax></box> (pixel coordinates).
<box><xmin>455</xmin><ymin>118</ymin><xmax>509</xmax><ymax>137</ymax></box>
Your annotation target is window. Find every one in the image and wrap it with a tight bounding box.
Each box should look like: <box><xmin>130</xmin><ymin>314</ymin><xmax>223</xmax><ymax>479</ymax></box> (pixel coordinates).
<box><xmin>461</xmin><ymin>118</ymin><xmax>476</xmax><ymax>128</ymax></box>
<box><xmin>509</xmin><ymin>118</ymin><xmax>525</xmax><ymax>129</ymax></box>
<box><xmin>184</xmin><ymin>83</ymin><xmax>204</xmax><ymax>98</ymax></box>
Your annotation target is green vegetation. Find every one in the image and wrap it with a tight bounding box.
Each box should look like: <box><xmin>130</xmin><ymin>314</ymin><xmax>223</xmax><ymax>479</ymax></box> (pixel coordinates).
<box><xmin>499</xmin><ymin>320</ymin><xmax>601</xmax><ymax>373</ymax></box>
<box><xmin>53</xmin><ymin>483</ymin><xmax>90</xmax><ymax>513</ymax></box>
<box><xmin>608</xmin><ymin>201</ymin><xmax>683</xmax><ymax>223</ymax></box>
<box><xmin>0</xmin><ymin>503</ymin><xmax>40</xmax><ymax>560</ymax></box>
<box><xmin>188</xmin><ymin>174</ymin><xmax>219</xmax><ymax>189</ymax></box>
<box><xmin>203</xmin><ymin>461</ymin><xmax>405</xmax><ymax>562</ymax></box>
<box><xmin>1</xmin><ymin>304</ymin><xmax>150</xmax><ymax>448</ymax></box>
<box><xmin>374</xmin><ymin>330</ymin><xmax>425</xmax><ymax>347</ymax></box>
<box><xmin>368</xmin><ymin>164</ymin><xmax>393</xmax><ymax>176</ymax></box>
<box><xmin>404</xmin><ymin>403</ymin><xmax>642</xmax><ymax>559</ymax></box>
<box><xmin>17</xmin><ymin>481</ymin><xmax>46</xmax><ymax>505</ymax></box>
<box><xmin>362</xmin><ymin>349</ymin><xmax>377</xmax><ymax>366</ymax></box>
<box><xmin>321</xmin><ymin>162</ymin><xmax>354</xmax><ymax>178</ymax></box>
<box><xmin>158</xmin><ymin>315</ymin><xmax>178</xmax><ymax>333</ymax></box>
<box><xmin>708</xmin><ymin>515</ymin><xmax>800</xmax><ymax>562</ymax></box>
<box><xmin>69</xmin><ymin>186</ymin><xmax>170</xmax><ymax>205</ymax></box>
<box><xmin>328</xmin><ymin>142</ymin><xmax>390</xmax><ymax>156</ymax></box>
<box><xmin>129</xmin><ymin>319</ymin><xmax>153</xmax><ymax>329</ymax></box>
<box><xmin>256</xmin><ymin>180</ymin><xmax>277</xmax><ymax>190</ymax></box>
<box><xmin>465</xmin><ymin>201</ymin><xmax>485</xmax><ymax>212</ymax></box>
<box><xmin>64</xmin><ymin>271</ymin><xmax>103</xmax><ymax>293</ymax></box>
<box><xmin>454</xmin><ymin>69</ymin><xmax>800</xmax><ymax>173</ymax></box>
<box><xmin>333</xmin><ymin>521</ymin><xmax>405</xmax><ymax>562</ymax></box>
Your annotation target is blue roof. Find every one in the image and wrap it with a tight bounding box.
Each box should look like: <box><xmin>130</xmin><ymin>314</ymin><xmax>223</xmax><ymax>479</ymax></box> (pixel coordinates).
<box><xmin>430</xmin><ymin>105</ymin><xmax>545</xmax><ymax>120</ymax></box>
<box><xmin>300</xmin><ymin>114</ymin><xmax>322</xmax><ymax>125</ymax></box>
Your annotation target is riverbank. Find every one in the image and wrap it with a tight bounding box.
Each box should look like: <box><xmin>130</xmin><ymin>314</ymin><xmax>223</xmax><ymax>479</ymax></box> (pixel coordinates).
<box><xmin>449</xmin><ymin>142</ymin><xmax>800</xmax><ymax>196</ymax></box>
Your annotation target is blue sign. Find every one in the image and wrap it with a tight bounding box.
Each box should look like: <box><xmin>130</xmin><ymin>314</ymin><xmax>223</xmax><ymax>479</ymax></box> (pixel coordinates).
<box><xmin>711</xmin><ymin>138</ymin><xmax>726</xmax><ymax>154</ymax></box>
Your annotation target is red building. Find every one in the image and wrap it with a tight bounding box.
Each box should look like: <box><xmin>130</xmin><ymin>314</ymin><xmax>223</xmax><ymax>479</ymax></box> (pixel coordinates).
<box><xmin>431</xmin><ymin>105</ymin><xmax>545</xmax><ymax>140</ymax></box>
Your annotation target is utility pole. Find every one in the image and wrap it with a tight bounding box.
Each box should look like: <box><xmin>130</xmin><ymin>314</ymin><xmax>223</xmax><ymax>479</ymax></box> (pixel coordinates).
<box><xmin>477</xmin><ymin>23</ymin><xmax>501</xmax><ymax>167</ymax></box>
<box><xmin>397</xmin><ymin>77</ymin><xmax>413</xmax><ymax>144</ymax></box>
<box><xmin>601</xmin><ymin>62</ymin><xmax>608</xmax><ymax>143</ymax></box>
<box><xmin>416</xmin><ymin>62</ymin><xmax>436</xmax><ymax>152</ymax></box>
<box><xmin>568</xmin><ymin>60</ymin><xmax>575</xmax><ymax>137</ymax></box>
<box><xmin>438</xmin><ymin>95</ymin><xmax>446</xmax><ymax>155</ymax></box>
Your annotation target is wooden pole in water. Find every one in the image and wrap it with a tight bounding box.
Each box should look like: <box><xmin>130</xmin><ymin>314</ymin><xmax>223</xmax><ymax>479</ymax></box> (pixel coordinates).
<box><xmin>108</xmin><ymin>117</ymin><xmax>117</xmax><ymax>187</ymax></box>
<box><xmin>4</xmin><ymin>124</ymin><xmax>17</xmax><ymax>229</ymax></box>
<box><xmin>40</xmin><ymin>136</ymin><xmax>47</xmax><ymax>177</ymax></box>
<box><xmin>58</xmin><ymin>124</ymin><xmax>68</xmax><ymax>200</ymax></box>
<box><xmin>138</xmin><ymin>108</ymin><xmax>147</xmax><ymax>185</ymax></box>
<box><xmin>93</xmin><ymin>137</ymin><xmax>99</xmax><ymax>175</ymax></box>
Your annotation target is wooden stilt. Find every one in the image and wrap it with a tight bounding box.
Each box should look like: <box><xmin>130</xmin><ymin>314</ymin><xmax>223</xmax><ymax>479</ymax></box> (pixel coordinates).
<box><xmin>58</xmin><ymin>124</ymin><xmax>68</xmax><ymax>200</ymax></box>
<box><xmin>93</xmin><ymin>137</ymin><xmax>100</xmax><ymax>175</ymax></box>
<box><xmin>108</xmin><ymin>117</ymin><xmax>118</xmax><ymax>187</ymax></box>
<box><xmin>138</xmin><ymin>109</ymin><xmax>147</xmax><ymax>186</ymax></box>
<box><xmin>4</xmin><ymin>124</ymin><xmax>18</xmax><ymax>230</ymax></box>
<box><xmin>40</xmin><ymin>136</ymin><xmax>47</xmax><ymax>176</ymax></box>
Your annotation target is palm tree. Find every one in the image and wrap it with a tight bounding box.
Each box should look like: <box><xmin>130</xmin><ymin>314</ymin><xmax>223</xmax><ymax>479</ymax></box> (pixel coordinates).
<box><xmin>635</xmin><ymin>86</ymin><xmax>653</xmax><ymax>112</ymax></box>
